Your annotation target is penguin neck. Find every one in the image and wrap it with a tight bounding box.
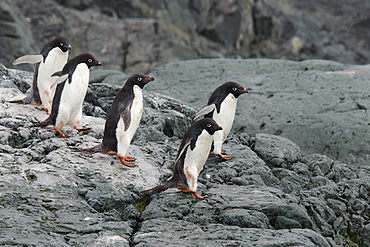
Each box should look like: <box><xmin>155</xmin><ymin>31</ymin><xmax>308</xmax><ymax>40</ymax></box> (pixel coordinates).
<box><xmin>133</xmin><ymin>85</ymin><xmax>142</xmax><ymax>98</ymax></box>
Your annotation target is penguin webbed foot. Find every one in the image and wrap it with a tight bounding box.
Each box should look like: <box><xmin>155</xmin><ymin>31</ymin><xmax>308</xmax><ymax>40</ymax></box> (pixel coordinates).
<box><xmin>55</xmin><ymin>128</ymin><xmax>68</xmax><ymax>138</ymax></box>
<box><xmin>45</xmin><ymin>108</ymin><xmax>52</xmax><ymax>115</ymax></box>
<box><xmin>216</xmin><ymin>153</ymin><xmax>234</xmax><ymax>161</ymax></box>
<box><xmin>75</xmin><ymin>126</ymin><xmax>91</xmax><ymax>131</ymax></box>
<box><xmin>117</xmin><ymin>155</ymin><xmax>136</xmax><ymax>167</ymax></box>
<box><xmin>192</xmin><ymin>191</ymin><xmax>208</xmax><ymax>199</ymax></box>
<box><xmin>181</xmin><ymin>188</ymin><xmax>208</xmax><ymax>199</ymax></box>
<box><xmin>125</xmin><ymin>156</ymin><xmax>136</xmax><ymax>161</ymax></box>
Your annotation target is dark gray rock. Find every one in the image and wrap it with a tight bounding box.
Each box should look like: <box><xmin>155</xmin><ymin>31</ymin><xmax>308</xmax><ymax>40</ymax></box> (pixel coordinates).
<box><xmin>3</xmin><ymin>0</ymin><xmax>370</xmax><ymax>74</ymax></box>
<box><xmin>0</xmin><ymin>0</ymin><xmax>36</xmax><ymax>72</ymax></box>
<box><xmin>254</xmin><ymin>133</ymin><xmax>302</xmax><ymax>168</ymax></box>
<box><xmin>1</xmin><ymin>63</ymin><xmax>369</xmax><ymax>247</ymax></box>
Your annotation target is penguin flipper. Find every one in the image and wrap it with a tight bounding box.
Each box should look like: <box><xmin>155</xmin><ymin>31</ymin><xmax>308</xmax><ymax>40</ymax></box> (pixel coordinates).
<box><xmin>121</xmin><ymin>106</ymin><xmax>132</xmax><ymax>131</ymax></box>
<box><xmin>193</xmin><ymin>104</ymin><xmax>216</xmax><ymax>119</ymax></box>
<box><xmin>174</xmin><ymin>139</ymin><xmax>191</xmax><ymax>165</ymax></box>
<box><xmin>12</xmin><ymin>55</ymin><xmax>43</xmax><ymax>65</ymax></box>
<box><xmin>52</xmin><ymin>71</ymin><xmax>63</xmax><ymax>77</ymax></box>
<box><xmin>50</xmin><ymin>74</ymin><xmax>68</xmax><ymax>89</ymax></box>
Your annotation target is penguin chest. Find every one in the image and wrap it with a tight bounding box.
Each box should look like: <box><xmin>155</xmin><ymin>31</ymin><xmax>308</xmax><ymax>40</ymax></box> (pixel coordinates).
<box><xmin>212</xmin><ymin>94</ymin><xmax>237</xmax><ymax>140</ymax></box>
<box><xmin>58</xmin><ymin>64</ymin><xmax>89</xmax><ymax>120</ymax></box>
<box><xmin>117</xmin><ymin>86</ymin><xmax>143</xmax><ymax>146</ymax></box>
<box><xmin>38</xmin><ymin>48</ymin><xmax>69</xmax><ymax>104</ymax></box>
<box><xmin>183</xmin><ymin>130</ymin><xmax>213</xmax><ymax>174</ymax></box>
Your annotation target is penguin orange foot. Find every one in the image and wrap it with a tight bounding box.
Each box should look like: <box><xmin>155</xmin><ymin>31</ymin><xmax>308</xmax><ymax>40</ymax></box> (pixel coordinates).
<box><xmin>75</xmin><ymin>126</ymin><xmax>91</xmax><ymax>131</ymax></box>
<box><xmin>117</xmin><ymin>155</ymin><xmax>136</xmax><ymax>167</ymax></box>
<box><xmin>192</xmin><ymin>191</ymin><xmax>208</xmax><ymax>199</ymax></box>
<box><xmin>124</xmin><ymin>156</ymin><xmax>136</xmax><ymax>161</ymax></box>
<box><xmin>55</xmin><ymin>128</ymin><xmax>68</xmax><ymax>138</ymax></box>
<box><xmin>180</xmin><ymin>188</ymin><xmax>208</xmax><ymax>199</ymax></box>
<box><xmin>216</xmin><ymin>153</ymin><xmax>234</xmax><ymax>160</ymax></box>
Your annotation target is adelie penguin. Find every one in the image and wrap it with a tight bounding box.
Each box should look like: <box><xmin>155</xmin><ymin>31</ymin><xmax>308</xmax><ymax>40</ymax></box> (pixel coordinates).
<box><xmin>144</xmin><ymin>118</ymin><xmax>223</xmax><ymax>199</ymax></box>
<box><xmin>32</xmin><ymin>53</ymin><xmax>102</xmax><ymax>138</ymax></box>
<box><xmin>11</xmin><ymin>36</ymin><xmax>72</xmax><ymax>114</ymax></box>
<box><xmin>76</xmin><ymin>74</ymin><xmax>154</xmax><ymax>167</ymax></box>
<box><xmin>194</xmin><ymin>81</ymin><xmax>248</xmax><ymax>160</ymax></box>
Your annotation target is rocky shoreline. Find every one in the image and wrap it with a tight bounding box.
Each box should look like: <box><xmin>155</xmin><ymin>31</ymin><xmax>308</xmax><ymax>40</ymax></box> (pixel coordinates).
<box><xmin>1</xmin><ymin>59</ymin><xmax>370</xmax><ymax>246</ymax></box>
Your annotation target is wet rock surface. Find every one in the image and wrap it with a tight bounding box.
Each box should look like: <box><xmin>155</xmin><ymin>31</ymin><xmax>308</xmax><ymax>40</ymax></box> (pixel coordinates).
<box><xmin>1</xmin><ymin>61</ymin><xmax>370</xmax><ymax>246</ymax></box>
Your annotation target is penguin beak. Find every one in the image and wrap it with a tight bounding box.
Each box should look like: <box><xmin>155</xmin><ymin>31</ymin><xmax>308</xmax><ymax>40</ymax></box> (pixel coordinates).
<box><xmin>144</xmin><ymin>76</ymin><xmax>155</xmax><ymax>83</ymax></box>
<box><xmin>217</xmin><ymin>125</ymin><xmax>223</xmax><ymax>131</ymax></box>
<box><xmin>241</xmin><ymin>88</ymin><xmax>248</xmax><ymax>93</ymax></box>
<box><xmin>97</xmin><ymin>61</ymin><xmax>103</xmax><ymax>66</ymax></box>
<box><xmin>67</xmin><ymin>45</ymin><xmax>72</xmax><ymax>50</ymax></box>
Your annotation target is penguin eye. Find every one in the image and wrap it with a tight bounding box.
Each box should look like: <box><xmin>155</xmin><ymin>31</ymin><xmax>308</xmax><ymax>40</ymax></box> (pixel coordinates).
<box><xmin>88</xmin><ymin>58</ymin><xmax>93</xmax><ymax>63</ymax></box>
<box><xmin>137</xmin><ymin>77</ymin><xmax>142</xmax><ymax>81</ymax></box>
<box><xmin>232</xmin><ymin>87</ymin><xmax>237</xmax><ymax>91</ymax></box>
<box><xmin>206</xmin><ymin>123</ymin><xmax>212</xmax><ymax>128</ymax></box>
<box><xmin>60</xmin><ymin>43</ymin><xmax>64</xmax><ymax>47</ymax></box>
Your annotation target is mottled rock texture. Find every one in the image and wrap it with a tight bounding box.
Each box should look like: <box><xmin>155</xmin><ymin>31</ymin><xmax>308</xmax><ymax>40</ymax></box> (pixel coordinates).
<box><xmin>1</xmin><ymin>61</ymin><xmax>370</xmax><ymax>246</ymax></box>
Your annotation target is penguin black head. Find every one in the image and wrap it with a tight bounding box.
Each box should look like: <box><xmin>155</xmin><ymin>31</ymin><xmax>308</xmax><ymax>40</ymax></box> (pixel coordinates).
<box><xmin>50</xmin><ymin>36</ymin><xmax>72</xmax><ymax>52</ymax></box>
<box><xmin>196</xmin><ymin>118</ymin><xmax>223</xmax><ymax>135</ymax></box>
<box><xmin>220</xmin><ymin>81</ymin><xmax>248</xmax><ymax>98</ymax></box>
<box><xmin>75</xmin><ymin>53</ymin><xmax>103</xmax><ymax>68</ymax></box>
<box><xmin>126</xmin><ymin>74</ymin><xmax>155</xmax><ymax>89</ymax></box>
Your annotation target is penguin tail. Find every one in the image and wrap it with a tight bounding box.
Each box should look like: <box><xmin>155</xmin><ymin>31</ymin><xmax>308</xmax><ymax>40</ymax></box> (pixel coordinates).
<box><xmin>142</xmin><ymin>177</ymin><xmax>180</xmax><ymax>195</ymax></box>
<box><xmin>31</xmin><ymin>119</ymin><xmax>53</xmax><ymax>128</ymax></box>
<box><xmin>142</xmin><ymin>184</ymin><xmax>170</xmax><ymax>195</ymax></box>
<box><xmin>74</xmin><ymin>144</ymin><xmax>103</xmax><ymax>154</ymax></box>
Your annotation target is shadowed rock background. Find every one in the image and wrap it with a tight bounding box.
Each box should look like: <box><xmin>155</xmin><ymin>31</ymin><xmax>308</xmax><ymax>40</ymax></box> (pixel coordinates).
<box><xmin>1</xmin><ymin>0</ymin><xmax>370</xmax><ymax>246</ymax></box>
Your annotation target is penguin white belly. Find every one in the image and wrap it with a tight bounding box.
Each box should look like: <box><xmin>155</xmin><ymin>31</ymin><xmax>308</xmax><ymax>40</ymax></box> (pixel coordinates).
<box><xmin>212</xmin><ymin>94</ymin><xmax>237</xmax><ymax>155</ymax></box>
<box><xmin>184</xmin><ymin>130</ymin><xmax>213</xmax><ymax>191</ymax></box>
<box><xmin>38</xmin><ymin>48</ymin><xmax>69</xmax><ymax>110</ymax></box>
<box><xmin>55</xmin><ymin>64</ymin><xmax>89</xmax><ymax>128</ymax></box>
<box><xmin>116</xmin><ymin>85</ymin><xmax>143</xmax><ymax>156</ymax></box>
